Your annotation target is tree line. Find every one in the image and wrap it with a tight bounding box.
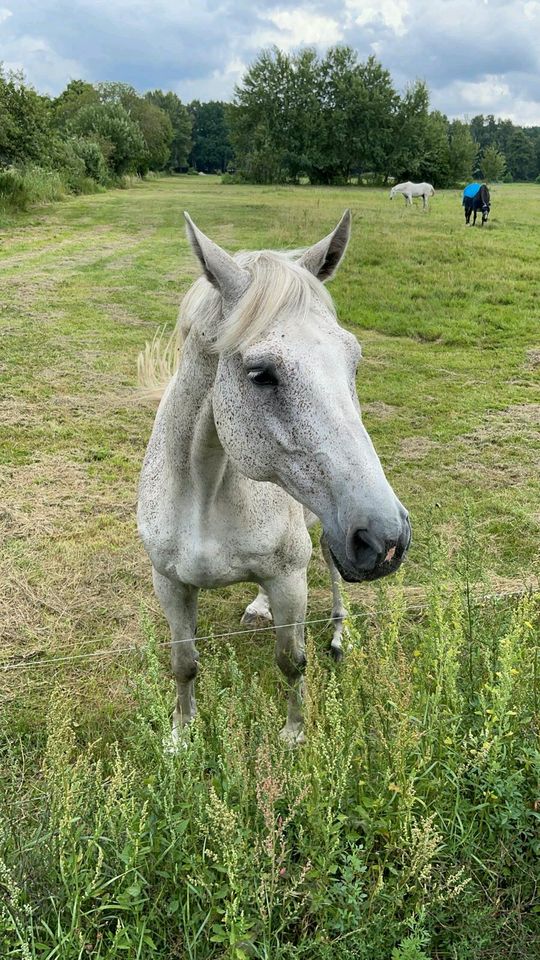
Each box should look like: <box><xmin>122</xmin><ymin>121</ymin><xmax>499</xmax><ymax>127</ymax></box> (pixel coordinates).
<box><xmin>1</xmin><ymin>48</ymin><xmax>540</xmax><ymax>212</ymax></box>
<box><xmin>0</xmin><ymin>69</ymin><xmax>233</xmax><ymax>210</ymax></box>
<box><xmin>229</xmin><ymin>47</ymin><xmax>540</xmax><ymax>186</ymax></box>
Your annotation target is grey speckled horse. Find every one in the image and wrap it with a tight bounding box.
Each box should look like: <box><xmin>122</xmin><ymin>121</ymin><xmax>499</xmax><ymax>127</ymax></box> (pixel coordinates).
<box><xmin>137</xmin><ymin>211</ymin><xmax>411</xmax><ymax>744</ymax></box>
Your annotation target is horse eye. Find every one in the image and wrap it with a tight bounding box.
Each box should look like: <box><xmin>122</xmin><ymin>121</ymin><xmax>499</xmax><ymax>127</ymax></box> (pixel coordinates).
<box><xmin>247</xmin><ymin>367</ymin><xmax>279</xmax><ymax>387</ymax></box>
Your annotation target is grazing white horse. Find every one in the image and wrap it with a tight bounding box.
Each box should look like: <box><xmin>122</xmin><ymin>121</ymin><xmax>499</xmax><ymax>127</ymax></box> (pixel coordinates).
<box><xmin>390</xmin><ymin>181</ymin><xmax>435</xmax><ymax>209</ymax></box>
<box><xmin>138</xmin><ymin>211</ymin><xmax>411</xmax><ymax>744</ymax></box>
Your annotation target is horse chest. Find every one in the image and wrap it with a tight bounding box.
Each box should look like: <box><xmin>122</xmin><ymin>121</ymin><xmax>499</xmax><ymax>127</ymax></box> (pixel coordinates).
<box><xmin>145</xmin><ymin>482</ymin><xmax>310</xmax><ymax>589</ymax></box>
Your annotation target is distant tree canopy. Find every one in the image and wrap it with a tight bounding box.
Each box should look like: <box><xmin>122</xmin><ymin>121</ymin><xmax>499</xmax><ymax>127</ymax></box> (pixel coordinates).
<box><xmin>188</xmin><ymin>101</ymin><xmax>233</xmax><ymax>173</ymax></box>
<box><xmin>1</xmin><ymin>52</ymin><xmax>540</xmax><ymax>205</ymax></box>
<box><xmin>229</xmin><ymin>46</ymin><xmax>489</xmax><ymax>186</ymax></box>
<box><xmin>144</xmin><ymin>90</ymin><xmax>192</xmax><ymax>169</ymax></box>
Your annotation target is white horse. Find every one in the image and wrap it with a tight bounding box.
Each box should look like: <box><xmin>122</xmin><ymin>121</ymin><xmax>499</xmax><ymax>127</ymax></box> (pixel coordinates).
<box><xmin>137</xmin><ymin>211</ymin><xmax>411</xmax><ymax>744</ymax></box>
<box><xmin>390</xmin><ymin>181</ymin><xmax>435</xmax><ymax>209</ymax></box>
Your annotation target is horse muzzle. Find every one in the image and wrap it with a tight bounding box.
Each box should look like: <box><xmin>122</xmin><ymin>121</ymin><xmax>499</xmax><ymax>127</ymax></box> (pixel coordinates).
<box><xmin>326</xmin><ymin>513</ymin><xmax>412</xmax><ymax>583</ymax></box>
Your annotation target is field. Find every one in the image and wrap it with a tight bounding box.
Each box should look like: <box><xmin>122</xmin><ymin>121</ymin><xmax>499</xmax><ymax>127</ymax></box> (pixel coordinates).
<box><xmin>1</xmin><ymin>178</ymin><xmax>539</xmax><ymax>959</ymax></box>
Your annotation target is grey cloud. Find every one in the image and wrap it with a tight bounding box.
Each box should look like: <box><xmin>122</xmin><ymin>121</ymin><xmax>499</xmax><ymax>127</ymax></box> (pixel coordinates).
<box><xmin>1</xmin><ymin>0</ymin><xmax>539</xmax><ymax>122</ymax></box>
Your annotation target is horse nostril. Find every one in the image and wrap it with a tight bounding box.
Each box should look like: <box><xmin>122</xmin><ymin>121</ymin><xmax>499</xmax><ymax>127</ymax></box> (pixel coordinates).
<box><xmin>353</xmin><ymin>529</ymin><xmax>371</xmax><ymax>554</ymax></box>
<box><xmin>350</xmin><ymin>528</ymin><xmax>381</xmax><ymax>571</ymax></box>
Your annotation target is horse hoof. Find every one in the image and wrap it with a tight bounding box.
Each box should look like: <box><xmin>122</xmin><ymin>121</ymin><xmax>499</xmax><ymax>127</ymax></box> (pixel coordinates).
<box><xmin>240</xmin><ymin>604</ymin><xmax>273</xmax><ymax>626</ymax></box>
<box><xmin>163</xmin><ymin>732</ymin><xmax>188</xmax><ymax>755</ymax></box>
<box><xmin>279</xmin><ymin>723</ymin><xmax>305</xmax><ymax>746</ymax></box>
<box><xmin>163</xmin><ymin>720</ymin><xmax>194</xmax><ymax>755</ymax></box>
<box><xmin>329</xmin><ymin>642</ymin><xmax>344</xmax><ymax>663</ymax></box>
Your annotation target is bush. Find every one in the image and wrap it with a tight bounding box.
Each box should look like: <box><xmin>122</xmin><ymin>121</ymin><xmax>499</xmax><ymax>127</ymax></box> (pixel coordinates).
<box><xmin>72</xmin><ymin>137</ymin><xmax>109</xmax><ymax>184</ymax></box>
<box><xmin>221</xmin><ymin>171</ymin><xmax>247</xmax><ymax>184</ymax></box>
<box><xmin>0</xmin><ymin>165</ymin><xmax>66</xmax><ymax>211</ymax></box>
<box><xmin>69</xmin><ymin>102</ymin><xmax>145</xmax><ymax>177</ymax></box>
<box><xmin>0</xmin><ymin>168</ymin><xmax>31</xmax><ymax>210</ymax></box>
<box><xmin>47</xmin><ymin>138</ymin><xmax>87</xmax><ymax>193</ymax></box>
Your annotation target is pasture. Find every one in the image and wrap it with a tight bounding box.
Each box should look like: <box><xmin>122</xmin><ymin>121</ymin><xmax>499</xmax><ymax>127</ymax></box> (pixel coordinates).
<box><xmin>1</xmin><ymin>178</ymin><xmax>539</xmax><ymax>958</ymax></box>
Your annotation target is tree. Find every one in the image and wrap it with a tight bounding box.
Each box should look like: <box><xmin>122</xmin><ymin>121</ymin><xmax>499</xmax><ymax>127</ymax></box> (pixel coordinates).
<box><xmin>0</xmin><ymin>67</ymin><xmax>52</xmax><ymax>168</ymax></box>
<box><xmin>52</xmin><ymin>80</ymin><xmax>99</xmax><ymax>129</ymax></box>
<box><xmin>229</xmin><ymin>47</ymin><xmax>299</xmax><ymax>183</ymax></box>
<box><xmin>421</xmin><ymin>111</ymin><xmax>451</xmax><ymax>187</ymax></box>
<box><xmin>145</xmin><ymin>90</ymin><xmax>192</xmax><ymax>169</ymax></box>
<box><xmin>356</xmin><ymin>57</ymin><xmax>398</xmax><ymax>177</ymax></box>
<box><xmin>69</xmin><ymin>102</ymin><xmax>145</xmax><ymax>177</ymax></box>
<box><xmin>188</xmin><ymin>101</ymin><xmax>233</xmax><ymax>172</ymax></box>
<box><xmin>387</xmin><ymin>80</ymin><xmax>431</xmax><ymax>182</ymax></box>
<box><xmin>447</xmin><ymin>120</ymin><xmax>477</xmax><ymax>184</ymax></box>
<box><xmin>229</xmin><ymin>47</ymin><xmax>399</xmax><ymax>185</ymax></box>
<box><xmin>481</xmin><ymin>144</ymin><xmax>506</xmax><ymax>182</ymax></box>
<box><xmin>505</xmin><ymin>128</ymin><xmax>535</xmax><ymax>181</ymax></box>
<box><xmin>93</xmin><ymin>83</ymin><xmax>173</xmax><ymax>173</ymax></box>
<box><xmin>314</xmin><ymin>46</ymin><xmax>365</xmax><ymax>183</ymax></box>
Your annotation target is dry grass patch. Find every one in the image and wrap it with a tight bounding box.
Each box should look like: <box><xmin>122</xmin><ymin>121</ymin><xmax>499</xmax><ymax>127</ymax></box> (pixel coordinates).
<box><xmin>524</xmin><ymin>347</ymin><xmax>540</xmax><ymax>369</ymax></box>
<box><xmin>398</xmin><ymin>436</ymin><xmax>441</xmax><ymax>460</ymax></box>
<box><xmin>362</xmin><ymin>400</ymin><xmax>398</xmax><ymax>420</ymax></box>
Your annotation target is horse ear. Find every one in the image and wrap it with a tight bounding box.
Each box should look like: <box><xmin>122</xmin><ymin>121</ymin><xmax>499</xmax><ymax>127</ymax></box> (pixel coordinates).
<box><xmin>298</xmin><ymin>209</ymin><xmax>351</xmax><ymax>282</ymax></box>
<box><xmin>184</xmin><ymin>212</ymin><xmax>250</xmax><ymax>302</ymax></box>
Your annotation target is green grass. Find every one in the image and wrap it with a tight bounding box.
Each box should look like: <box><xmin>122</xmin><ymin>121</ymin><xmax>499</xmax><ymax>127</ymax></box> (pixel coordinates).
<box><xmin>0</xmin><ymin>177</ymin><xmax>539</xmax><ymax>958</ymax></box>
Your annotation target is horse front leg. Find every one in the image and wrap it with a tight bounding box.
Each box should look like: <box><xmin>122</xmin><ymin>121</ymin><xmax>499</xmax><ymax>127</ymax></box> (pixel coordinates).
<box><xmin>263</xmin><ymin>569</ymin><xmax>308</xmax><ymax>744</ymax></box>
<box><xmin>320</xmin><ymin>534</ymin><xmax>347</xmax><ymax>661</ymax></box>
<box><xmin>152</xmin><ymin>569</ymin><xmax>199</xmax><ymax>741</ymax></box>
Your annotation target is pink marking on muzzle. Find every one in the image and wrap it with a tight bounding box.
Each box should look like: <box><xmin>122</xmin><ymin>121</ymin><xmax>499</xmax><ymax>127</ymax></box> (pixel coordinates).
<box><xmin>384</xmin><ymin>545</ymin><xmax>397</xmax><ymax>563</ymax></box>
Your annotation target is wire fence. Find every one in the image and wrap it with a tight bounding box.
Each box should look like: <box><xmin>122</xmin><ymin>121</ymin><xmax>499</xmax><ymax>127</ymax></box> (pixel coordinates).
<box><xmin>1</xmin><ymin>612</ymin><xmax>364</xmax><ymax>674</ymax></box>
<box><xmin>1</xmin><ymin>583</ymin><xmax>537</xmax><ymax>676</ymax></box>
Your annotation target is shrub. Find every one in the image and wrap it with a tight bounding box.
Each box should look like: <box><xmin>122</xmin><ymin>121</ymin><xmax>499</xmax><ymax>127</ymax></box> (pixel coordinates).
<box><xmin>221</xmin><ymin>171</ymin><xmax>247</xmax><ymax>184</ymax></box>
<box><xmin>0</xmin><ymin>168</ymin><xmax>31</xmax><ymax>210</ymax></box>
<box><xmin>71</xmin><ymin>137</ymin><xmax>109</xmax><ymax>184</ymax></box>
<box><xmin>69</xmin><ymin>102</ymin><xmax>145</xmax><ymax>177</ymax></box>
<box><xmin>47</xmin><ymin>138</ymin><xmax>87</xmax><ymax>193</ymax></box>
<box><xmin>0</xmin><ymin>165</ymin><xmax>66</xmax><ymax>211</ymax></box>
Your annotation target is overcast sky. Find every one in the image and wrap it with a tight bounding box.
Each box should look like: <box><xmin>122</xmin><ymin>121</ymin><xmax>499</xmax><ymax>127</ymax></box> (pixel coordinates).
<box><xmin>1</xmin><ymin>0</ymin><xmax>539</xmax><ymax>124</ymax></box>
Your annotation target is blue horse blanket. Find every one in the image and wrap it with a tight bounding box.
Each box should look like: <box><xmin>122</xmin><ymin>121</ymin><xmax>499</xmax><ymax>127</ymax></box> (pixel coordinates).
<box><xmin>463</xmin><ymin>182</ymin><xmax>482</xmax><ymax>200</ymax></box>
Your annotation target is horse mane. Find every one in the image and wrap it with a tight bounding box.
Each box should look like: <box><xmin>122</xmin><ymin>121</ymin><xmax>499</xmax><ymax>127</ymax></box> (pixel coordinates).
<box><xmin>180</xmin><ymin>249</ymin><xmax>336</xmax><ymax>355</ymax></box>
<box><xmin>138</xmin><ymin>248</ymin><xmax>337</xmax><ymax>396</ymax></box>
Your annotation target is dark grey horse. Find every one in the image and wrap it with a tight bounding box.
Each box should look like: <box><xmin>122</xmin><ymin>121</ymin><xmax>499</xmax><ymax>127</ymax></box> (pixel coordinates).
<box><xmin>463</xmin><ymin>184</ymin><xmax>490</xmax><ymax>226</ymax></box>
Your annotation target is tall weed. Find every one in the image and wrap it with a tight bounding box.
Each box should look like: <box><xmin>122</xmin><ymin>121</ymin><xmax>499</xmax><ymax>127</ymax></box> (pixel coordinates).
<box><xmin>0</xmin><ymin>535</ymin><xmax>538</xmax><ymax>958</ymax></box>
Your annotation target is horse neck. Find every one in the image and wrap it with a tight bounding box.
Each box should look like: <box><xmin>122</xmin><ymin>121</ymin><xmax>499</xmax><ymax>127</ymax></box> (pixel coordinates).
<box><xmin>165</xmin><ymin>331</ymin><xmax>229</xmax><ymax>500</ymax></box>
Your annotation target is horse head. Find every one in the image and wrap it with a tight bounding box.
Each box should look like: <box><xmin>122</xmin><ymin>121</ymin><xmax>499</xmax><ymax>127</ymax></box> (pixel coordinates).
<box><xmin>183</xmin><ymin>212</ymin><xmax>411</xmax><ymax>583</ymax></box>
<box><xmin>480</xmin><ymin>185</ymin><xmax>491</xmax><ymax>224</ymax></box>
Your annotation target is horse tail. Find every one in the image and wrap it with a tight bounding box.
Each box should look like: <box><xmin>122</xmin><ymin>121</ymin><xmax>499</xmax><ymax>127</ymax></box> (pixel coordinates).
<box><xmin>137</xmin><ymin>325</ymin><xmax>183</xmax><ymax>403</ymax></box>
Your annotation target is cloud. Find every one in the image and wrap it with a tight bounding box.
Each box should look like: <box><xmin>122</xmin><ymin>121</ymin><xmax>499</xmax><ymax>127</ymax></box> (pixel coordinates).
<box><xmin>253</xmin><ymin>8</ymin><xmax>343</xmax><ymax>51</ymax></box>
<box><xmin>346</xmin><ymin>0</ymin><xmax>409</xmax><ymax>37</ymax></box>
<box><xmin>0</xmin><ymin>0</ymin><xmax>539</xmax><ymax>122</ymax></box>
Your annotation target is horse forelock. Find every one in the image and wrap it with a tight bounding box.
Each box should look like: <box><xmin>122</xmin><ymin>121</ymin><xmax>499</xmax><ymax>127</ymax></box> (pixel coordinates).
<box><xmin>180</xmin><ymin>249</ymin><xmax>336</xmax><ymax>354</ymax></box>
